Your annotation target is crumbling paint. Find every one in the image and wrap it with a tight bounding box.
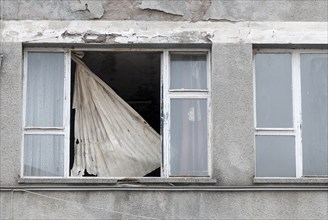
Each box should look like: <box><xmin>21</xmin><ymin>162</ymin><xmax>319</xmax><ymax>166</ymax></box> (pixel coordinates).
<box><xmin>61</xmin><ymin>30</ymin><xmax>84</xmax><ymax>39</ymax></box>
<box><xmin>83</xmin><ymin>33</ymin><xmax>122</xmax><ymax>43</ymax></box>
<box><xmin>83</xmin><ymin>33</ymin><xmax>106</xmax><ymax>43</ymax></box>
<box><xmin>62</xmin><ymin>30</ymin><xmax>123</xmax><ymax>43</ymax></box>
<box><xmin>169</xmin><ymin>31</ymin><xmax>213</xmax><ymax>43</ymax></box>
<box><xmin>2</xmin><ymin>0</ymin><xmax>328</xmax><ymax>21</ymax></box>
<box><xmin>2</xmin><ymin>21</ymin><xmax>327</xmax><ymax>45</ymax></box>
<box><xmin>69</xmin><ymin>0</ymin><xmax>104</xmax><ymax>19</ymax></box>
<box><xmin>139</xmin><ymin>0</ymin><xmax>186</xmax><ymax>16</ymax></box>
<box><xmin>203</xmin><ymin>1</ymin><xmax>252</xmax><ymax>22</ymax></box>
<box><xmin>138</xmin><ymin>0</ymin><xmax>210</xmax><ymax>21</ymax></box>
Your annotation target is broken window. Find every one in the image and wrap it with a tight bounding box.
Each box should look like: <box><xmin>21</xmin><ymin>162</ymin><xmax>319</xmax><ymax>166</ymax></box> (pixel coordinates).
<box><xmin>22</xmin><ymin>48</ymin><xmax>211</xmax><ymax>178</ymax></box>
<box><xmin>254</xmin><ymin>49</ymin><xmax>328</xmax><ymax>177</ymax></box>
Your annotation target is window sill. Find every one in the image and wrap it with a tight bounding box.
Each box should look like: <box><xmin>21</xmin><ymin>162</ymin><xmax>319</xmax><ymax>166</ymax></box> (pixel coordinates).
<box><xmin>18</xmin><ymin>177</ymin><xmax>118</xmax><ymax>184</ymax></box>
<box><xmin>122</xmin><ymin>177</ymin><xmax>217</xmax><ymax>184</ymax></box>
<box><xmin>18</xmin><ymin>177</ymin><xmax>217</xmax><ymax>185</ymax></box>
<box><xmin>254</xmin><ymin>177</ymin><xmax>328</xmax><ymax>184</ymax></box>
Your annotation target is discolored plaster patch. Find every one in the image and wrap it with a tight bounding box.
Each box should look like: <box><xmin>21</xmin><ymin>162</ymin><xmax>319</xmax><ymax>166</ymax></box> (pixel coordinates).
<box><xmin>69</xmin><ymin>0</ymin><xmax>104</xmax><ymax>19</ymax></box>
<box><xmin>139</xmin><ymin>0</ymin><xmax>186</xmax><ymax>16</ymax></box>
<box><xmin>203</xmin><ymin>0</ymin><xmax>328</xmax><ymax>22</ymax></box>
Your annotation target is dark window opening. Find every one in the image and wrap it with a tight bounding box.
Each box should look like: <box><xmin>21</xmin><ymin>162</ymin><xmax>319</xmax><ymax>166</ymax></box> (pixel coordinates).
<box><xmin>70</xmin><ymin>51</ymin><xmax>161</xmax><ymax>177</ymax></box>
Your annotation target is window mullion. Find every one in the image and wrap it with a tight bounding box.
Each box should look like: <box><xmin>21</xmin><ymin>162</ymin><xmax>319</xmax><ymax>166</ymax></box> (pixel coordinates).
<box><xmin>162</xmin><ymin>50</ymin><xmax>170</xmax><ymax>178</ymax></box>
<box><xmin>21</xmin><ymin>49</ymin><xmax>29</xmax><ymax>178</ymax></box>
<box><xmin>63</xmin><ymin>50</ymin><xmax>71</xmax><ymax>178</ymax></box>
<box><xmin>292</xmin><ymin>52</ymin><xmax>303</xmax><ymax>178</ymax></box>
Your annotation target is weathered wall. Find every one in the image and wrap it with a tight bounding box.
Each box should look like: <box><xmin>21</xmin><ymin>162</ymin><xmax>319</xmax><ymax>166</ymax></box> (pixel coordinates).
<box><xmin>0</xmin><ymin>0</ymin><xmax>328</xmax><ymax>219</ymax></box>
<box><xmin>212</xmin><ymin>43</ymin><xmax>254</xmax><ymax>185</ymax></box>
<box><xmin>0</xmin><ymin>43</ymin><xmax>22</xmax><ymax>186</ymax></box>
<box><xmin>1</xmin><ymin>190</ymin><xmax>327</xmax><ymax>219</ymax></box>
<box><xmin>0</xmin><ymin>20</ymin><xmax>327</xmax><ymax>187</ymax></box>
<box><xmin>2</xmin><ymin>0</ymin><xmax>328</xmax><ymax>21</ymax></box>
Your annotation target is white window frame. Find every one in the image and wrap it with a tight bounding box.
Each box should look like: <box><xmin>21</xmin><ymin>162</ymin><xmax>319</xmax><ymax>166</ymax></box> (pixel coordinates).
<box><xmin>253</xmin><ymin>48</ymin><xmax>328</xmax><ymax>178</ymax></box>
<box><xmin>21</xmin><ymin>47</ymin><xmax>212</xmax><ymax>179</ymax></box>
<box><xmin>21</xmin><ymin>48</ymin><xmax>71</xmax><ymax>178</ymax></box>
<box><xmin>162</xmin><ymin>49</ymin><xmax>212</xmax><ymax>177</ymax></box>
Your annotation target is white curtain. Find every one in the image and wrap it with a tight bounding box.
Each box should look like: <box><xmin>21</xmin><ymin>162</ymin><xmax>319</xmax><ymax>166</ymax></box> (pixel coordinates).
<box><xmin>24</xmin><ymin>52</ymin><xmax>65</xmax><ymax>177</ymax></box>
<box><xmin>71</xmin><ymin>56</ymin><xmax>161</xmax><ymax>177</ymax></box>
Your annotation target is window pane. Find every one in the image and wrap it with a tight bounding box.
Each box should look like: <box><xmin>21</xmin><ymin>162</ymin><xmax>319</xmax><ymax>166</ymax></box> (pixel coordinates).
<box><xmin>24</xmin><ymin>134</ymin><xmax>64</xmax><ymax>177</ymax></box>
<box><xmin>301</xmin><ymin>53</ymin><xmax>328</xmax><ymax>176</ymax></box>
<box><xmin>256</xmin><ymin>135</ymin><xmax>296</xmax><ymax>177</ymax></box>
<box><xmin>170</xmin><ymin>99</ymin><xmax>208</xmax><ymax>176</ymax></box>
<box><xmin>26</xmin><ymin>52</ymin><xmax>65</xmax><ymax>127</ymax></box>
<box><xmin>170</xmin><ymin>54</ymin><xmax>207</xmax><ymax>90</ymax></box>
<box><xmin>255</xmin><ymin>54</ymin><xmax>293</xmax><ymax>128</ymax></box>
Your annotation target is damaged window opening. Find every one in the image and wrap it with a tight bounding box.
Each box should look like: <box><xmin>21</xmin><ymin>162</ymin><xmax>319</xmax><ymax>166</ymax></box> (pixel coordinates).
<box><xmin>22</xmin><ymin>48</ymin><xmax>211</xmax><ymax>179</ymax></box>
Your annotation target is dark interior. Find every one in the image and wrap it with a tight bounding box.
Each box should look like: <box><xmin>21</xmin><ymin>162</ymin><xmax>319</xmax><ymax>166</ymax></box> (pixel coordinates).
<box><xmin>70</xmin><ymin>51</ymin><xmax>161</xmax><ymax>176</ymax></box>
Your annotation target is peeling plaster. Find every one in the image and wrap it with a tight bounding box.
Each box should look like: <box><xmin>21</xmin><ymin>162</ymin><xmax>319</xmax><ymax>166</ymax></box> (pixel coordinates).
<box><xmin>139</xmin><ymin>0</ymin><xmax>186</xmax><ymax>16</ymax></box>
<box><xmin>203</xmin><ymin>1</ymin><xmax>251</xmax><ymax>22</ymax></box>
<box><xmin>70</xmin><ymin>0</ymin><xmax>104</xmax><ymax>19</ymax></box>
<box><xmin>3</xmin><ymin>0</ymin><xmax>327</xmax><ymax>21</ymax></box>
<box><xmin>2</xmin><ymin>21</ymin><xmax>327</xmax><ymax>45</ymax></box>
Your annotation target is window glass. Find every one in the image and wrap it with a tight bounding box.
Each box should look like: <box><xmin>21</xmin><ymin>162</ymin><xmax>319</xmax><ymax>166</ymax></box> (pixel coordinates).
<box><xmin>26</xmin><ymin>52</ymin><xmax>65</xmax><ymax>127</ymax></box>
<box><xmin>255</xmin><ymin>54</ymin><xmax>293</xmax><ymax>128</ymax></box>
<box><xmin>256</xmin><ymin>135</ymin><xmax>296</xmax><ymax>177</ymax></box>
<box><xmin>170</xmin><ymin>99</ymin><xmax>208</xmax><ymax>176</ymax></box>
<box><xmin>301</xmin><ymin>53</ymin><xmax>328</xmax><ymax>176</ymax></box>
<box><xmin>24</xmin><ymin>134</ymin><xmax>64</xmax><ymax>177</ymax></box>
<box><xmin>170</xmin><ymin>54</ymin><xmax>207</xmax><ymax>90</ymax></box>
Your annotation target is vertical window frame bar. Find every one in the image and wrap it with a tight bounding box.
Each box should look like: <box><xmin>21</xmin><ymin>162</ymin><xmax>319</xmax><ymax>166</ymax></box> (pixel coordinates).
<box><xmin>63</xmin><ymin>50</ymin><xmax>71</xmax><ymax>178</ymax></box>
<box><xmin>162</xmin><ymin>49</ymin><xmax>170</xmax><ymax>177</ymax></box>
<box><xmin>21</xmin><ymin>49</ymin><xmax>29</xmax><ymax>177</ymax></box>
<box><xmin>206</xmin><ymin>50</ymin><xmax>212</xmax><ymax>177</ymax></box>
<box><xmin>292</xmin><ymin>51</ymin><xmax>303</xmax><ymax>178</ymax></box>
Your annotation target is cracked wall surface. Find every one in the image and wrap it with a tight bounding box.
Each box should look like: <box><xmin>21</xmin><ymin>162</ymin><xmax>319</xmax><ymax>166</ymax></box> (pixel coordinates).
<box><xmin>2</xmin><ymin>0</ymin><xmax>328</xmax><ymax>21</ymax></box>
<box><xmin>2</xmin><ymin>21</ymin><xmax>327</xmax><ymax>45</ymax></box>
<box><xmin>1</xmin><ymin>191</ymin><xmax>327</xmax><ymax>219</ymax></box>
<box><xmin>69</xmin><ymin>0</ymin><xmax>105</xmax><ymax>19</ymax></box>
<box><xmin>1</xmin><ymin>20</ymin><xmax>327</xmax><ymax>187</ymax></box>
<box><xmin>1</xmin><ymin>1</ymin><xmax>327</xmax><ymax>219</ymax></box>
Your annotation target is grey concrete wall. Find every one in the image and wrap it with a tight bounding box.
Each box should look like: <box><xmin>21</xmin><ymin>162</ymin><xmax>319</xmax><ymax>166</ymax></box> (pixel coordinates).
<box><xmin>0</xmin><ymin>0</ymin><xmax>327</xmax><ymax>219</ymax></box>
<box><xmin>3</xmin><ymin>0</ymin><xmax>328</xmax><ymax>21</ymax></box>
<box><xmin>0</xmin><ymin>190</ymin><xmax>327</xmax><ymax>219</ymax></box>
<box><xmin>0</xmin><ymin>43</ymin><xmax>22</xmax><ymax>186</ymax></box>
<box><xmin>212</xmin><ymin>43</ymin><xmax>254</xmax><ymax>185</ymax></box>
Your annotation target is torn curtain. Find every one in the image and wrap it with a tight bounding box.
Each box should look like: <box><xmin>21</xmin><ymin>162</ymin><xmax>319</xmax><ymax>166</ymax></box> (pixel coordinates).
<box><xmin>71</xmin><ymin>56</ymin><xmax>161</xmax><ymax>177</ymax></box>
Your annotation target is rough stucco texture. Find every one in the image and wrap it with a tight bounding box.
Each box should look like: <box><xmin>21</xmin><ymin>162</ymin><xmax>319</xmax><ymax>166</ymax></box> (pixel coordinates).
<box><xmin>0</xmin><ymin>192</ymin><xmax>12</xmax><ymax>219</ymax></box>
<box><xmin>211</xmin><ymin>43</ymin><xmax>254</xmax><ymax>185</ymax></box>
<box><xmin>0</xmin><ymin>43</ymin><xmax>22</xmax><ymax>186</ymax></box>
<box><xmin>2</xmin><ymin>0</ymin><xmax>328</xmax><ymax>21</ymax></box>
<box><xmin>2</xmin><ymin>191</ymin><xmax>326</xmax><ymax>219</ymax></box>
<box><xmin>203</xmin><ymin>0</ymin><xmax>328</xmax><ymax>21</ymax></box>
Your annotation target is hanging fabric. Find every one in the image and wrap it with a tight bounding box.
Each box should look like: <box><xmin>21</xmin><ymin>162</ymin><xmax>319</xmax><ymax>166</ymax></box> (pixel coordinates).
<box><xmin>71</xmin><ymin>55</ymin><xmax>161</xmax><ymax>177</ymax></box>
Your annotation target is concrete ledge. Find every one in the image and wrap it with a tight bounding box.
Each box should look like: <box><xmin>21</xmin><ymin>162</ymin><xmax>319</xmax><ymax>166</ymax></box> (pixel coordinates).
<box><xmin>1</xmin><ymin>185</ymin><xmax>327</xmax><ymax>192</ymax></box>
<box><xmin>18</xmin><ymin>177</ymin><xmax>118</xmax><ymax>184</ymax></box>
<box><xmin>254</xmin><ymin>177</ymin><xmax>328</xmax><ymax>184</ymax></box>
<box><xmin>119</xmin><ymin>177</ymin><xmax>217</xmax><ymax>184</ymax></box>
<box><xmin>18</xmin><ymin>177</ymin><xmax>217</xmax><ymax>185</ymax></box>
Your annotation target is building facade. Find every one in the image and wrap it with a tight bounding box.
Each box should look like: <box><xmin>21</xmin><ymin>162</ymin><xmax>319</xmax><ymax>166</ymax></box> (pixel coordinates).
<box><xmin>0</xmin><ymin>1</ymin><xmax>327</xmax><ymax>219</ymax></box>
